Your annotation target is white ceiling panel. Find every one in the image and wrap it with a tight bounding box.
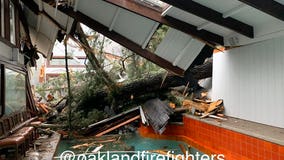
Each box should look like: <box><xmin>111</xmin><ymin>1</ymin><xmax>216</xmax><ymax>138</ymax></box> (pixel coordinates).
<box><xmin>164</xmin><ymin>6</ymin><xmax>232</xmax><ymax>37</ymax></box>
<box><xmin>25</xmin><ymin>4</ymin><xmax>58</xmax><ymax>58</ymax></box>
<box><xmin>77</xmin><ymin>0</ymin><xmax>117</xmax><ymax>27</ymax></box>
<box><xmin>39</xmin><ymin>16</ymin><xmax>58</xmax><ymax>38</ymax></box>
<box><xmin>155</xmin><ymin>28</ymin><xmax>190</xmax><ymax>62</ymax></box>
<box><xmin>166</xmin><ymin>7</ymin><xmax>206</xmax><ymax>27</ymax></box>
<box><xmin>193</xmin><ymin>0</ymin><xmax>242</xmax><ymax>13</ymax></box>
<box><xmin>24</xmin><ymin>9</ymin><xmax>38</xmax><ymax>28</ymax></box>
<box><xmin>204</xmin><ymin>23</ymin><xmax>234</xmax><ymax>37</ymax></box>
<box><xmin>232</xmin><ymin>6</ymin><xmax>279</xmax><ymax>26</ymax></box>
<box><xmin>42</xmin><ymin>2</ymin><xmax>69</xmax><ymax>29</ymax></box>
<box><xmin>155</xmin><ymin>28</ymin><xmax>205</xmax><ymax>70</ymax></box>
<box><xmin>176</xmin><ymin>39</ymin><xmax>205</xmax><ymax>69</ymax></box>
<box><xmin>275</xmin><ymin>0</ymin><xmax>284</xmax><ymax>5</ymax></box>
<box><xmin>30</xmin><ymin>28</ymin><xmax>54</xmax><ymax>57</ymax></box>
<box><xmin>113</xmin><ymin>9</ymin><xmax>158</xmax><ymax>45</ymax></box>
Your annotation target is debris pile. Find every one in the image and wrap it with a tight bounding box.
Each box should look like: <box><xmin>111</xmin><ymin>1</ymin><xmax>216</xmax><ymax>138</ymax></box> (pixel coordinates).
<box><xmin>141</xmin><ymin>98</ymin><xmax>174</xmax><ymax>134</ymax></box>
<box><xmin>182</xmin><ymin>99</ymin><xmax>226</xmax><ymax>120</ymax></box>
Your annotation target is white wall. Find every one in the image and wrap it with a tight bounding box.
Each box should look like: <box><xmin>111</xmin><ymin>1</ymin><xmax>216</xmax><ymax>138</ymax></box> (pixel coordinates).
<box><xmin>213</xmin><ymin>36</ymin><xmax>284</xmax><ymax>128</ymax></box>
<box><xmin>0</xmin><ymin>41</ymin><xmax>12</xmax><ymax>60</ymax></box>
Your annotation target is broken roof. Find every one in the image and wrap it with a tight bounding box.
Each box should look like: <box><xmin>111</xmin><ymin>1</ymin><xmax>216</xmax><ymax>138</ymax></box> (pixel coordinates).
<box><xmin>21</xmin><ymin>0</ymin><xmax>284</xmax><ymax>75</ymax></box>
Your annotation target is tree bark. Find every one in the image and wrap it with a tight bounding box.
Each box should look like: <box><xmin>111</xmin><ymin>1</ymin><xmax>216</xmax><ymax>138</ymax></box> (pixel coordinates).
<box><xmin>77</xmin><ymin>59</ymin><xmax>212</xmax><ymax>111</ymax></box>
<box><xmin>75</xmin><ymin>24</ymin><xmax>117</xmax><ymax>90</ymax></box>
<box><xmin>64</xmin><ymin>37</ymin><xmax>73</xmax><ymax>137</ymax></box>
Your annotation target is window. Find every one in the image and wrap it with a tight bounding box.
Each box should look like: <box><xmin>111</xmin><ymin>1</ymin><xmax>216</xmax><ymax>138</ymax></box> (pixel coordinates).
<box><xmin>134</xmin><ymin>0</ymin><xmax>169</xmax><ymax>12</ymax></box>
<box><xmin>47</xmin><ymin>56</ymin><xmax>87</xmax><ymax>68</ymax></box>
<box><xmin>4</xmin><ymin>68</ymin><xmax>26</xmax><ymax>115</ymax></box>
<box><xmin>9</xmin><ymin>0</ymin><xmax>15</xmax><ymax>44</ymax></box>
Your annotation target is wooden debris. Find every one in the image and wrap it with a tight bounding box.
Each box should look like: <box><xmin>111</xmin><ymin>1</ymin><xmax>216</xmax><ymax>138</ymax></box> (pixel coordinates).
<box><xmin>38</xmin><ymin>103</ymin><xmax>49</xmax><ymax>113</ymax></box>
<box><xmin>169</xmin><ymin>102</ymin><xmax>176</xmax><ymax>109</ymax></box>
<box><xmin>82</xmin><ymin>107</ymin><xmax>140</xmax><ymax>136</ymax></box>
<box><xmin>151</xmin><ymin>150</ymin><xmax>183</xmax><ymax>160</ymax></box>
<box><xmin>139</xmin><ymin>106</ymin><xmax>148</xmax><ymax>125</ymax></box>
<box><xmin>207</xmin><ymin>99</ymin><xmax>223</xmax><ymax>113</ymax></box>
<box><xmin>72</xmin><ymin>143</ymin><xmax>91</xmax><ymax>149</ymax></box>
<box><xmin>182</xmin><ymin>99</ymin><xmax>209</xmax><ymax>112</ymax></box>
<box><xmin>92</xmin><ymin>144</ymin><xmax>104</xmax><ymax>153</ymax></box>
<box><xmin>208</xmin><ymin>115</ymin><xmax>227</xmax><ymax>121</ymax></box>
<box><xmin>182</xmin><ymin>98</ymin><xmax>226</xmax><ymax>120</ymax></box>
<box><xmin>179</xmin><ymin>143</ymin><xmax>191</xmax><ymax>160</ymax></box>
<box><xmin>95</xmin><ymin>115</ymin><xmax>140</xmax><ymax>137</ymax></box>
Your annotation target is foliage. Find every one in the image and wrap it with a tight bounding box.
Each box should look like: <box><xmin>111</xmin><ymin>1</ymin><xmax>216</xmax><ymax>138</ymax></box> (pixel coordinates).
<box><xmin>147</xmin><ymin>25</ymin><xmax>169</xmax><ymax>53</ymax></box>
<box><xmin>35</xmin><ymin>71</ymin><xmax>87</xmax><ymax>101</ymax></box>
<box><xmin>55</xmin><ymin>106</ymin><xmax>106</xmax><ymax>130</ymax></box>
<box><xmin>35</xmin><ymin>24</ymin><xmax>170</xmax><ymax>130</ymax></box>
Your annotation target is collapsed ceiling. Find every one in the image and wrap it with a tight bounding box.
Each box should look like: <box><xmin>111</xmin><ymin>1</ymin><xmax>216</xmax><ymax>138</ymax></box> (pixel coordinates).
<box><xmin>21</xmin><ymin>0</ymin><xmax>284</xmax><ymax>75</ymax></box>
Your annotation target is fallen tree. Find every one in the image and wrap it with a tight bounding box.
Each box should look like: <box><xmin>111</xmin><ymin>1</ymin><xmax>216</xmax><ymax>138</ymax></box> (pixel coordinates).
<box><xmin>76</xmin><ymin>59</ymin><xmax>213</xmax><ymax>112</ymax></box>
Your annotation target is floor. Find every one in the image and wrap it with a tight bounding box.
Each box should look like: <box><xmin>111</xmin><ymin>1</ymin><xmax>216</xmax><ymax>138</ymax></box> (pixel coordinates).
<box><xmin>24</xmin><ymin>132</ymin><xmax>61</xmax><ymax>160</ymax></box>
<box><xmin>185</xmin><ymin>114</ymin><xmax>284</xmax><ymax>145</ymax></box>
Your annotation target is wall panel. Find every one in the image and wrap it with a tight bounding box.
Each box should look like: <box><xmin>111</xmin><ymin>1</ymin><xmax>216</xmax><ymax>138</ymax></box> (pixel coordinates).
<box><xmin>213</xmin><ymin>36</ymin><xmax>284</xmax><ymax>128</ymax></box>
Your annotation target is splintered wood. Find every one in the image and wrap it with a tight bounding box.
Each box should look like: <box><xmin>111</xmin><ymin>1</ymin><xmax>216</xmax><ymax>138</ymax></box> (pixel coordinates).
<box><xmin>182</xmin><ymin>100</ymin><xmax>208</xmax><ymax>112</ymax></box>
<box><xmin>182</xmin><ymin>98</ymin><xmax>226</xmax><ymax>120</ymax></box>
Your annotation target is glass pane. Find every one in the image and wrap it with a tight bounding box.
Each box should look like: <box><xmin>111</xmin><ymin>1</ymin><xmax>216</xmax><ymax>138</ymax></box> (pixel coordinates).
<box><xmin>5</xmin><ymin>68</ymin><xmax>26</xmax><ymax>115</ymax></box>
<box><xmin>49</xmin><ymin>58</ymin><xmax>86</xmax><ymax>66</ymax></box>
<box><xmin>9</xmin><ymin>1</ymin><xmax>15</xmax><ymax>44</ymax></box>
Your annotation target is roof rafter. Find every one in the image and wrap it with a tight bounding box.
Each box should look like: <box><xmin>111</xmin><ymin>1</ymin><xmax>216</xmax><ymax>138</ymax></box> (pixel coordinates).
<box><xmin>62</xmin><ymin>8</ymin><xmax>184</xmax><ymax>75</ymax></box>
<box><xmin>238</xmin><ymin>0</ymin><xmax>284</xmax><ymax>22</ymax></box>
<box><xmin>104</xmin><ymin>0</ymin><xmax>224</xmax><ymax>45</ymax></box>
<box><xmin>160</xmin><ymin>0</ymin><xmax>254</xmax><ymax>38</ymax></box>
<box><xmin>20</xmin><ymin>0</ymin><xmax>184</xmax><ymax>75</ymax></box>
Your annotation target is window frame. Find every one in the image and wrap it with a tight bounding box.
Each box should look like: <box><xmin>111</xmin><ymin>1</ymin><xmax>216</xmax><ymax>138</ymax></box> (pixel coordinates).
<box><xmin>0</xmin><ymin>61</ymin><xmax>26</xmax><ymax>117</ymax></box>
<box><xmin>0</xmin><ymin>0</ymin><xmax>19</xmax><ymax>47</ymax></box>
<box><xmin>47</xmin><ymin>56</ymin><xmax>87</xmax><ymax>68</ymax></box>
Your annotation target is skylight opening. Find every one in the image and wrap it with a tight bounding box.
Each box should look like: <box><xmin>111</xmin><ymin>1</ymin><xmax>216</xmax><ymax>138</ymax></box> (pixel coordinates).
<box><xmin>134</xmin><ymin>0</ymin><xmax>169</xmax><ymax>12</ymax></box>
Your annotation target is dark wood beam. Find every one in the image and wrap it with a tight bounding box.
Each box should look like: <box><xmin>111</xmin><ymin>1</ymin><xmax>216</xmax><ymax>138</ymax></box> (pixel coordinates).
<box><xmin>69</xmin><ymin>20</ymin><xmax>77</xmax><ymax>36</ymax></box>
<box><xmin>4</xmin><ymin>0</ymin><xmax>10</xmax><ymax>41</ymax></box>
<box><xmin>20</xmin><ymin>0</ymin><xmax>39</xmax><ymax>15</ymax></box>
<box><xmin>62</xmin><ymin>8</ymin><xmax>184</xmax><ymax>75</ymax></box>
<box><xmin>17</xmin><ymin>0</ymin><xmax>32</xmax><ymax>45</ymax></box>
<box><xmin>161</xmin><ymin>0</ymin><xmax>254</xmax><ymax>38</ymax></box>
<box><xmin>238</xmin><ymin>0</ymin><xmax>284</xmax><ymax>22</ymax></box>
<box><xmin>104</xmin><ymin>0</ymin><xmax>224</xmax><ymax>45</ymax></box>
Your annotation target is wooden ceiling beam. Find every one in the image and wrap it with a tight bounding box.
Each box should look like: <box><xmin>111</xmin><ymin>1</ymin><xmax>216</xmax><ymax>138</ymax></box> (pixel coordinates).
<box><xmin>161</xmin><ymin>0</ymin><xmax>254</xmax><ymax>38</ymax></box>
<box><xmin>62</xmin><ymin>8</ymin><xmax>184</xmax><ymax>75</ymax></box>
<box><xmin>238</xmin><ymin>0</ymin><xmax>284</xmax><ymax>22</ymax></box>
<box><xmin>104</xmin><ymin>0</ymin><xmax>224</xmax><ymax>45</ymax></box>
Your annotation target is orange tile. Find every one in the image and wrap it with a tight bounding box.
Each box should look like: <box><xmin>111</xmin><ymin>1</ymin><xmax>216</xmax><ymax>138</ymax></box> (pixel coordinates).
<box><xmin>139</xmin><ymin>116</ymin><xmax>284</xmax><ymax>160</ymax></box>
<box><xmin>271</xmin><ymin>144</ymin><xmax>279</xmax><ymax>153</ymax></box>
<box><xmin>271</xmin><ymin>152</ymin><xmax>279</xmax><ymax>160</ymax></box>
<box><xmin>279</xmin><ymin>146</ymin><xmax>284</xmax><ymax>154</ymax></box>
<box><xmin>280</xmin><ymin>154</ymin><xmax>284</xmax><ymax>160</ymax></box>
<box><xmin>264</xmin><ymin>151</ymin><xmax>272</xmax><ymax>160</ymax></box>
<box><xmin>263</xmin><ymin>141</ymin><xmax>273</xmax><ymax>151</ymax></box>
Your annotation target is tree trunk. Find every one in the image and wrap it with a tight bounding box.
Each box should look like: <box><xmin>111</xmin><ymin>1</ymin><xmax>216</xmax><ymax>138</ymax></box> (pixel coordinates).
<box><xmin>75</xmin><ymin>24</ymin><xmax>117</xmax><ymax>90</ymax></box>
<box><xmin>77</xmin><ymin>59</ymin><xmax>212</xmax><ymax>111</ymax></box>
